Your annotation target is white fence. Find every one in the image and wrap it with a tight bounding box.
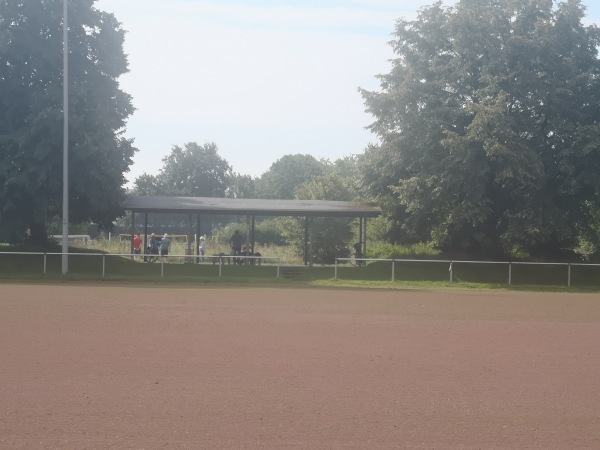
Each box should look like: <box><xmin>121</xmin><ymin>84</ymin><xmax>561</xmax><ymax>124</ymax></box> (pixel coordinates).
<box><xmin>335</xmin><ymin>257</ymin><xmax>600</xmax><ymax>287</ymax></box>
<box><xmin>2</xmin><ymin>251</ymin><xmax>600</xmax><ymax>286</ymax></box>
<box><xmin>0</xmin><ymin>252</ymin><xmax>281</xmax><ymax>278</ymax></box>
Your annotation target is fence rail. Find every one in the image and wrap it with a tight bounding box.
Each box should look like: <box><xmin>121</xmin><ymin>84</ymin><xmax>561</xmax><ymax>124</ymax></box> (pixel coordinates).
<box><xmin>0</xmin><ymin>252</ymin><xmax>281</xmax><ymax>279</ymax></box>
<box><xmin>2</xmin><ymin>251</ymin><xmax>600</xmax><ymax>287</ymax></box>
<box><xmin>335</xmin><ymin>257</ymin><xmax>600</xmax><ymax>287</ymax></box>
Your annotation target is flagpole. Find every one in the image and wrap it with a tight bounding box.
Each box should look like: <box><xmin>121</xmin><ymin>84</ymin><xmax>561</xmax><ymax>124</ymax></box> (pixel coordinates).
<box><xmin>62</xmin><ymin>0</ymin><xmax>69</xmax><ymax>274</ymax></box>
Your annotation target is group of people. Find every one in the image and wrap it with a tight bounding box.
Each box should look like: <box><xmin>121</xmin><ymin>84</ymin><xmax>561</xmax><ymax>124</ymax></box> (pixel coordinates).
<box><xmin>133</xmin><ymin>232</ymin><xmax>172</xmax><ymax>262</ymax></box>
<box><xmin>131</xmin><ymin>232</ymin><xmax>206</xmax><ymax>263</ymax></box>
<box><xmin>129</xmin><ymin>230</ymin><xmax>253</xmax><ymax>264</ymax></box>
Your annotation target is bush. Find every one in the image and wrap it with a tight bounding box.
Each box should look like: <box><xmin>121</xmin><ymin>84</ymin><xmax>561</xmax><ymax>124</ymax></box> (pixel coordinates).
<box><xmin>367</xmin><ymin>241</ymin><xmax>440</xmax><ymax>259</ymax></box>
<box><xmin>211</xmin><ymin>219</ymin><xmax>287</xmax><ymax>246</ymax></box>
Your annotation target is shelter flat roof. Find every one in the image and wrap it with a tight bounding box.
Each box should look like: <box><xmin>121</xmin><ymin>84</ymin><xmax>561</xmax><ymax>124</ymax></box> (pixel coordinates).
<box><xmin>123</xmin><ymin>196</ymin><xmax>381</xmax><ymax>218</ymax></box>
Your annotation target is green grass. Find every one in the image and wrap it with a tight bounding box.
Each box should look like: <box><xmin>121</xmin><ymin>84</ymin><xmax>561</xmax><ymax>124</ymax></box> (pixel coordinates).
<box><xmin>1</xmin><ymin>247</ymin><xmax>600</xmax><ymax>292</ymax></box>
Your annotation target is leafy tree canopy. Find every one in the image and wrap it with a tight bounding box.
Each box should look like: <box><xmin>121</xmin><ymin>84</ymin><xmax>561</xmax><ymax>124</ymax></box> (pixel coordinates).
<box><xmin>134</xmin><ymin>142</ymin><xmax>231</xmax><ymax>197</ymax></box>
<box><xmin>226</xmin><ymin>173</ymin><xmax>257</xmax><ymax>199</ymax></box>
<box><xmin>361</xmin><ymin>0</ymin><xmax>600</xmax><ymax>258</ymax></box>
<box><xmin>256</xmin><ymin>154</ymin><xmax>326</xmax><ymax>199</ymax></box>
<box><xmin>0</xmin><ymin>0</ymin><xmax>136</xmax><ymax>243</ymax></box>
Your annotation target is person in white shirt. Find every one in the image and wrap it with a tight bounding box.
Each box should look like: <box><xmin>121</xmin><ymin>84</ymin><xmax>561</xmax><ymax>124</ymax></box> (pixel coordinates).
<box><xmin>198</xmin><ymin>235</ymin><xmax>206</xmax><ymax>262</ymax></box>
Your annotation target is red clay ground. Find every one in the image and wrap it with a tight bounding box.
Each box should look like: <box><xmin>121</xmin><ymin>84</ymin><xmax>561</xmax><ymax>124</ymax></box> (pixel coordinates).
<box><xmin>1</xmin><ymin>284</ymin><xmax>599</xmax><ymax>449</ymax></box>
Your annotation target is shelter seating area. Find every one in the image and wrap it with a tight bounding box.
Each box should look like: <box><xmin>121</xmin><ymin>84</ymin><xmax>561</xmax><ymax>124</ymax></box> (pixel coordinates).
<box><xmin>122</xmin><ymin>196</ymin><xmax>381</xmax><ymax>265</ymax></box>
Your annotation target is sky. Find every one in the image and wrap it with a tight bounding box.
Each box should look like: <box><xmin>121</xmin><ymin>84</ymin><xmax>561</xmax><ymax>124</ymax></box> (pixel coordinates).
<box><xmin>94</xmin><ymin>0</ymin><xmax>600</xmax><ymax>186</ymax></box>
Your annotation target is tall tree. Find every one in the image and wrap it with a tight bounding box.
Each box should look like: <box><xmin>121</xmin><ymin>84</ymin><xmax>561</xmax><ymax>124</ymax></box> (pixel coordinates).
<box><xmin>0</xmin><ymin>0</ymin><xmax>136</xmax><ymax>243</ymax></box>
<box><xmin>135</xmin><ymin>142</ymin><xmax>231</xmax><ymax>197</ymax></box>
<box><xmin>226</xmin><ymin>173</ymin><xmax>257</xmax><ymax>199</ymax></box>
<box><xmin>361</xmin><ymin>0</ymin><xmax>600</xmax><ymax>257</ymax></box>
<box><xmin>256</xmin><ymin>154</ymin><xmax>325</xmax><ymax>199</ymax></box>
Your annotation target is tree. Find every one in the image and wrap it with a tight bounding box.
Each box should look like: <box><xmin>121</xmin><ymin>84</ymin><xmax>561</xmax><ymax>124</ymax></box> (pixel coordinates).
<box><xmin>131</xmin><ymin>141</ymin><xmax>231</xmax><ymax>235</ymax></box>
<box><xmin>156</xmin><ymin>142</ymin><xmax>231</xmax><ymax>197</ymax></box>
<box><xmin>256</xmin><ymin>154</ymin><xmax>325</xmax><ymax>199</ymax></box>
<box><xmin>0</xmin><ymin>0</ymin><xmax>136</xmax><ymax>243</ymax></box>
<box><xmin>280</xmin><ymin>173</ymin><xmax>354</xmax><ymax>264</ymax></box>
<box><xmin>132</xmin><ymin>173</ymin><xmax>161</xmax><ymax>196</ymax></box>
<box><xmin>134</xmin><ymin>142</ymin><xmax>231</xmax><ymax>197</ymax></box>
<box><xmin>361</xmin><ymin>0</ymin><xmax>600</xmax><ymax>258</ymax></box>
<box><xmin>226</xmin><ymin>173</ymin><xmax>257</xmax><ymax>199</ymax></box>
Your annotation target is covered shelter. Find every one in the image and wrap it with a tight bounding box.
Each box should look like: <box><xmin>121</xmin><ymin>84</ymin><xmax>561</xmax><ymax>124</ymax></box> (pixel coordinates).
<box><xmin>122</xmin><ymin>196</ymin><xmax>382</xmax><ymax>264</ymax></box>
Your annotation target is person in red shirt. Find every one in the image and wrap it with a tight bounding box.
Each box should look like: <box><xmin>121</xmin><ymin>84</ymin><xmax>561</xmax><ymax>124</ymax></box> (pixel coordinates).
<box><xmin>133</xmin><ymin>233</ymin><xmax>142</xmax><ymax>258</ymax></box>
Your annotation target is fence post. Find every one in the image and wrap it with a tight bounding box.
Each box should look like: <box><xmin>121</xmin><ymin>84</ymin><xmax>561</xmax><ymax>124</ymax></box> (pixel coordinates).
<box><xmin>102</xmin><ymin>254</ymin><xmax>106</xmax><ymax>278</ymax></box>
<box><xmin>161</xmin><ymin>260</ymin><xmax>164</xmax><ymax>278</ymax></box>
<box><xmin>392</xmin><ymin>260</ymin><xmax>395</xmax><ymax>282</ymax></box>
<box><xmin>219</xmin><ymin>257</ymin><xmax>222</xmax><ymax>277</ymax></box>
<box><xmin>508</xmin><ymin>262</ymin><xmax>512</xmax><ymax>286</ymax></box>
<box><xmin>277</xmin><ymin>259</ymin><xmax>280</xmax><ymax>278</ymax></box>
<box><xmin>43</xmin><ymin>253</ymin><xmax>47</xmax><ymax>275</ymax></box>
<box><xmin>334</xmin><ymin>259</ymin><xmax>338</xmax><ymax>279</ymax></box>
<box><xmin>449</xmin><ymin>261</ymin><xmax>453</xmax><ymax>283</ymax></box>
<box><xmin>568</xmin><ymin>263</ymin><xmax>571</xmax><ymax>287</ymax></box>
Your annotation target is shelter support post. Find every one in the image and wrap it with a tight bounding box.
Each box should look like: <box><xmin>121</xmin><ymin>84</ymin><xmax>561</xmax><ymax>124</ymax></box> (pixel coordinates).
<box><xmin>130</xmin><ymin>212</ymin><xmax>135</xmax><ymax>259</ymax></box>
<box><xmin>304</xmin><ymin>216</ymin><xmax>309</xmax><ymax>265</ymax></box>
<box><xmin>143</xmin><ymin>213</ymin><xmax>148</xmax><ymax>250</ymax></box>
<box><xmin>362</xmin><ymin>217</ymin><xmax>367</xmax><ymax>258</ymax></box>
<box><xmin>187</xmin><ymin>214</ymin><xmax>193</xmax><ymax>259</ymax></box>
<box><xmin>250</xmin><ymin>215</ymin><xmax>255</xmax><ymax>253</ymax></box>
<box><xmin>308</xmin><ymin>216</ymin><xmax>314</xmax><ymax>267</ymax></box>
<box><xmin>196</xmin><ymin>214</ymin><xmax>201</xmax><ymax>262</ymax></box>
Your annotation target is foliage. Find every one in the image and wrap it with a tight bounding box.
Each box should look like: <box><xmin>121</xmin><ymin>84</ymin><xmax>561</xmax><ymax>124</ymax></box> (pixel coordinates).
<box><xmin>326</xmin><ymin>155</ymin><xmax>366</xmax><ymax>200</ymax></box>
<box><xmin>280</xmin><ymin>173</ymin><xmax>355</xmax><ymax>264</ymax></box>
<box><xmin>211</xmin><ymin>219</ymin><xmax>287</xmax><ymax>247</ymax></box>
<box><xmin>226</xmin><ymin>173</ymin><xmax>257</xmax><ymax>199</ymax></box>
<box><xmin>360</xmin><ymin>0</ymin><xmax>600</xmax><ymax>258</ymax></box>
<box><xmin>134</xmin><ymin>142</ymin><xmax>231</xmax><ymax>197</ymax></box>
<box><xmin>131</xmin><ymin>142</ymin><xmax>231</xmax><ymax>232</ymax></box>
<box><xmin>360</xmin><ymin>216</ymin><xmax>394</xmax><ymax>243</ymax></box>
<box><xmin>574</xmin><ymin>200</ymin><xmax>600</xmax><ymax>261</ymax></box>
<box><xmin>256</xmin><ymin>154</ymin><xmax>326</xmax><ymax>199</ymax></box>
<box><xmin>0</xmin><ymin>0</ymin><xmax>136</xmax><ymax>244</ymax></box>
<box><xmin>366</xmin><ymin>241</ymin><xmax>440</xmax><ymax>260</ymax></box>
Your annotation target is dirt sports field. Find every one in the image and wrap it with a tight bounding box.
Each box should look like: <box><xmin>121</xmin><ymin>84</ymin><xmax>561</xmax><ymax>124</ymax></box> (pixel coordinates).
<box><xmin>1</xmin><ymin>284</ymin><xmax>600</xmax><ymax>449</ymax></box>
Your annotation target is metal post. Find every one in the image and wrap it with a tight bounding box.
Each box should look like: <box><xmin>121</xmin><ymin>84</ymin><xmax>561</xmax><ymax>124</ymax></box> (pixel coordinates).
<box><xmin>102</xmin><ymin>254</ymin><xmax>106</xmax><ymax>278</ymax></box>
<box><xmin>303</xmin><ymin>216</ymin><xmax>309</xmax><ymax>265</ymax></box>
<box><xmin>392</xmin><ymin>260</ymin><xmax>395</xmax><ymax>282</ymax></box>
<box><xmin>44</xmin><ymin>253</ymin><xmax>47</xmax><ymax>275</ymax></box>
<box><xmin>250</xmin><ymin>215</ymin><xmax>255</xmax><ymax>254</ymax></box>
<box><xmin>449</xmin><ymin>261</ymin><xmax>453</xmax><ymax>283</ymax></box>
<box><xmin>196</xmin><ymin>214</ymin><xmax>201</xmax><ymax>262</ymax></box>
<box><xmin>568</xmin><ymin>263</ymin><xmax>571</xmax><ymax>287</ymax></box>
<box><xmin>161</xmin><ymin>260</ymin><xmax>164</xmax><ymax>278</ymax></box>
<box><xmin>61</xmin><ymin>0</ymin><xmax>69</xmax><ymax>274</ymax></box>
<box><xmin>143</xmin><ymin>213</ymin><xmax>148</xmax><ymax>251</ymax></box>
<box><xmin>508</xmin><ymin>262</ymin><xmax>512</xmax><ymax>285</ymax></box>
<box><xmin>130</xmin><ymin>212</ymin><xmax>135</xmax><ymax>260</ymax></box>
<box><xmin>334</xmin><ymin>260</ymin><xmax>338</xmax><ymax>279</ymax></box>
<box><xmin>362</xmin><ymin>217</ymin><xmax>367</xmax><ymax>259</ymax></box>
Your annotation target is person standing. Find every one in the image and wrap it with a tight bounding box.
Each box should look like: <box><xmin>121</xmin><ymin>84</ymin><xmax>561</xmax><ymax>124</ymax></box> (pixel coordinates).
<box><xmin>230</xmin><ymin>230</ymin><xmax>243</xmax><ymax>264</ymax></box>
<box><xmin>146</xmin><ymin>233</ymin><xmax>160</xmax><ymax>261</ymax></box>
<box><xmin>161</xmin><ymin>233</ymin><xmax>171</xmax><ymax>262</ymax></box>
<box><xmin>198</xmin><ymin>235</ymin><xmax>206</xmax><ymax>263</ymax></box>
<box><xmin>133</xmin><ymin>233</ymin><xmax>142</xmax><ymax>258</ymax></box>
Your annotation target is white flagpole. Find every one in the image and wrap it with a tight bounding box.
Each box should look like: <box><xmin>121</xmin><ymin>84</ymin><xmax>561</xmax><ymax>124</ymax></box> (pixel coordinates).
<box><xmin>62</xmin><ymin>0</ymin><xmax>69</xmax><ymax>274</ymax></box>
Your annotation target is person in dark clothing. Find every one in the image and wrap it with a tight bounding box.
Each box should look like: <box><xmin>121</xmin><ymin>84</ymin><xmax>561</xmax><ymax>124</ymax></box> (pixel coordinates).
<box><xmin>230</xmin><ymin>230</ymin><xmax>243</xmax><ymax>264</ymax></box>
